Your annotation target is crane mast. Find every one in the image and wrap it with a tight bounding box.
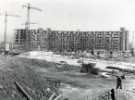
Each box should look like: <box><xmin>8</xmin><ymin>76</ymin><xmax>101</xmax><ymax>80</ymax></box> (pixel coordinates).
<box><xmin>23</xmin><ymin>3</ymin><xmax>42</xmax><ymax>50</ymax></box>
<box><xmin>4</xmin><ymin>12</ymin><xmax>7</xmax><ymax>49</ymax></box>
<box><xmin>3</xmin><ymin>11</ymin><xmax>20</xmax><ymax>52</ymax></box>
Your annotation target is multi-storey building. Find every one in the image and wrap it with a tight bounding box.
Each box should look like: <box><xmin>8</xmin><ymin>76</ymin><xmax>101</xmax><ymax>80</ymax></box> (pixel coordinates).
<box><xmin>14</xmin><ymin>29</ymin><xmax>27</xmax><ymax>50</ymax></box>
<box><xmin>14</xmin><ymin>27</ymin><xmax>128</xmax><ymax>51</ymax></box>
<box><xmin>14</xmin><ymin>28</ymin><xmax>48</xmax><ymax>50</ymax></box>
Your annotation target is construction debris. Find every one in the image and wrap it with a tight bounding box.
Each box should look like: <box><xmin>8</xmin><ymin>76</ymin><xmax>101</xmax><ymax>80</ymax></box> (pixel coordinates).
<box><xmin>0</xmin><ymin>56</ymin><xmax>60</xmax><ymax>100</ymax></box>
<box><xmin>15</xmin><ymin>81</ymin><xmax>33</xmax><ymax>100</ymax></box>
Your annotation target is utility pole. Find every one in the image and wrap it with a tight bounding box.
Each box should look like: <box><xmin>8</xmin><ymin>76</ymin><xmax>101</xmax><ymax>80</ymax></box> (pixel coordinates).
<box><xmin>22</xmin><ymin>3</ymin><xmax>42</xmax><ymax>50</ymax></box>
<box><xmin>3</xmin><ymin>11</ymin><xmax>20</xmax><ymax>52</ymax></box>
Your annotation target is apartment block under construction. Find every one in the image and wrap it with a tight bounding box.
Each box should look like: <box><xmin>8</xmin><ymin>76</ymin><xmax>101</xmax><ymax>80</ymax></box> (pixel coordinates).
<box><xmin>14</xmin><ymin>27</ymin><xmax>128</xmax><ymax>52</ymax></box>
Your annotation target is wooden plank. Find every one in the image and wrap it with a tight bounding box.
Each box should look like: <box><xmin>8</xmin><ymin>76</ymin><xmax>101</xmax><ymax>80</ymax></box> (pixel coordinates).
<box><xmin>15</xmin><ymin>81</ymin><xmax>33</xmax><ymax>100</ymax></box>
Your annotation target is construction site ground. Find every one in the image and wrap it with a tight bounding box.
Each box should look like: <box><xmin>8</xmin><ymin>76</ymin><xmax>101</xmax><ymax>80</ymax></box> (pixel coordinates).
<box><xmin>0</xmin><ymin>54</ymin><xmax>135</xmax><ymax>100</ymax></box>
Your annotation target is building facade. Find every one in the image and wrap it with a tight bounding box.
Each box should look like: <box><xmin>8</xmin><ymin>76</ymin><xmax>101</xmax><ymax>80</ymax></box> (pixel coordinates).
<box><xmin>14</xmin><ymin>27</ymin><xmax>128</xmax><ymax>51</ymax></box>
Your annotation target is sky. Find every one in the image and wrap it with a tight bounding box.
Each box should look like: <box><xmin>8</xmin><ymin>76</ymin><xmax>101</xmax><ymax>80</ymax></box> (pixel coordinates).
<box><xmin>0</xmin><ymin>0</ymin><xmax>135</xmax><ymax>44</ymax></box>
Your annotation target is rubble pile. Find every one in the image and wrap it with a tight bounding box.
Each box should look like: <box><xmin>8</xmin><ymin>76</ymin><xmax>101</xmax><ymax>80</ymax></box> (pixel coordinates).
<box><xmin>0</xmin><ymin>56</ymin><xmax>60</xmax><ymax>100</ymax></box>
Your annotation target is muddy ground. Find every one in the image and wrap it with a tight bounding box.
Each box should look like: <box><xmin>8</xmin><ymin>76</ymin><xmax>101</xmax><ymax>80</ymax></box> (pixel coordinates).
<box><xmin>0</xmin><ymin>56</ymin><xmax>60</xmax><ymax>100</ymax></box>
<box><xmin>0</xmin><ymin>55</ymin><xmax>135</xmax><ymax>100</ymax></box>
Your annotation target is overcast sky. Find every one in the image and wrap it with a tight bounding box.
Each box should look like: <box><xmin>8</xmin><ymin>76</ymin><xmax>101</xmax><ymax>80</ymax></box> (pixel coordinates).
<box><xmin>0</xmin><ymin>0</ymin><xmax>135</xmax><ymax>43</ymax></box>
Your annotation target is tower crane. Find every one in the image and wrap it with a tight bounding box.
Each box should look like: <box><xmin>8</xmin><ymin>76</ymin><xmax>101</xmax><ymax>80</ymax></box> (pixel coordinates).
<box><xmin>22</xmin><ymin>3</ymin><xmax>42</xmax><ymax>50</ymax></box>
<box><xmin>3</xmin><ymin>11</ymin><xmax>20</xmax><ymax>52</ymax></box>
<box><xmin>22</xmin><ymin>3</ymin><xmax>42</xmax><ymax>30</ymax></box>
